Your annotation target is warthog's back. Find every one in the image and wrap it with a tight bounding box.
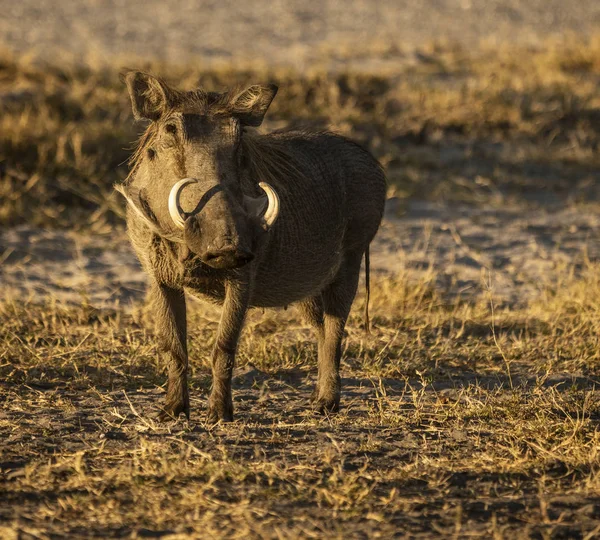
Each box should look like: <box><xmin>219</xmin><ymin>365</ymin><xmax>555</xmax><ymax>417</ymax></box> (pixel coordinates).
<box><xmin>247</xmin><ymin>131</ymin><xmax>386</xmax><ymax>307</ymax></box>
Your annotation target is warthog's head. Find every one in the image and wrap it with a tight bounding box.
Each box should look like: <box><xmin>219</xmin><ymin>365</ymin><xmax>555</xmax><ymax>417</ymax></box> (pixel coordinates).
<box><xmin>116</xmin><ymin>71</ymin><xmax>280</xmax><ymax>270</ymax></box>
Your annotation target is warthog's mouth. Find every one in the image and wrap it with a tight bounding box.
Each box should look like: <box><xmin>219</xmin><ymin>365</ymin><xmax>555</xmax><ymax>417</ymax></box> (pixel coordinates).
<box><xmin>202</xmin><ymin>246</ymin><xmax>255</xmax><ymax>269</ymax></box>
<box><xmin>115</xmin><ymin>177</ymin><xmax>280</xmax><ymax>270</ymax></box>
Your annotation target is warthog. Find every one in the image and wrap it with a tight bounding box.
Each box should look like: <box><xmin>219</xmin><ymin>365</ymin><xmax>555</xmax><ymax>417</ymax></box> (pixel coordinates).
<box><xmin>116</xmin><ymin>71</ymin><xmax>386</xmax><ymax>422</ymax></box>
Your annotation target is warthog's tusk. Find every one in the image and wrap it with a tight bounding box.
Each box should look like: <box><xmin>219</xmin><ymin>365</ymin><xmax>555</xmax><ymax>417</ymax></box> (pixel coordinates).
<box><xmin>168</xmin><ymin>178</ymin><xmax>198</xmax><ymax>229</ymax></box>
<box><xmin>258</xmin><ymin>182</ymin><xmax>280</xmax><ymax>228</ymax></box>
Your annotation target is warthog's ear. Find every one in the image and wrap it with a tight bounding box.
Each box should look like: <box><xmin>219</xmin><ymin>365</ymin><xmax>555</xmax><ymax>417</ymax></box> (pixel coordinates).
<box><xmin>229</xmin><ymin>84</ymin><xmax>278</xmax><ymax>127</ymax></box>
<box><xmin>122</xmin><ymin>71</ymin><xmax>173</xmax><ymax>121</ymax></box>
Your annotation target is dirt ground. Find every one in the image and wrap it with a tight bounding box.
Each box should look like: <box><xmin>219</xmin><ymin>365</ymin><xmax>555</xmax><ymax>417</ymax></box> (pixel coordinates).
<box><xmin>2</xmin><ymin>199</ymin><xmax>600</xmax><ymax>310</ymax></box>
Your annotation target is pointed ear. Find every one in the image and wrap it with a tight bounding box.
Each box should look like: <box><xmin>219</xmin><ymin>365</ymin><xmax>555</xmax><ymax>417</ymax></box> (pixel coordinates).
<box><xmin>122</xmin><ymin>71</ymin><xmax>173</xmax><ymax>121</ymax></box>
<box><xmin>230</xmin><ymin>84</ymin><xmax>278</xmax><ymax>127</ymax></box>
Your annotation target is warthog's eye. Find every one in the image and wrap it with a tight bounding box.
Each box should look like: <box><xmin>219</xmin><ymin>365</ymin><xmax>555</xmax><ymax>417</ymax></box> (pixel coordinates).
<box><xmin>165</xmin><ymin>123</ymin><xmax>177</xmax><ymax>135</ymax></box>
<box><xmin>147</xmin><ymin>148</ymin><xmax>156</xmax><ymax>160</ymax></box>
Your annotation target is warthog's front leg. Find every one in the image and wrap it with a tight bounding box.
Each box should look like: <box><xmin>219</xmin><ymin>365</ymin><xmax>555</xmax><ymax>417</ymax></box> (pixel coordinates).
<box><xmin>207</xmin><ymin>280</ymin><xmax>249</xmax><ymax>423</ymax></box>
<box><xmin>149</xmin><ymin>282</ymin><xmax>189</xmax><ymax>420</ymax></box>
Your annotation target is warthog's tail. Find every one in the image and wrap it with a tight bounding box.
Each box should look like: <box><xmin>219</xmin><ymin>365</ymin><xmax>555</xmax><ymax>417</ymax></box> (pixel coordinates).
<box><xmin>364</xmin><ymin>246</ymin><xmax>371</xmax><ymax>334</ymax></box>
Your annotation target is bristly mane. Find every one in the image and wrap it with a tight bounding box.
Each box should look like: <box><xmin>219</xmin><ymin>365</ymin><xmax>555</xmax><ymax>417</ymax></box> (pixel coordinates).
<box><xmin>240</xmin><ymin>131</ymin><xmax>310</xmax><ymax>191</ymax></box>
<box><xmin>124</xmin><ymin>122</ymin><xmax>158</xmax><ymax>184</ymax></box>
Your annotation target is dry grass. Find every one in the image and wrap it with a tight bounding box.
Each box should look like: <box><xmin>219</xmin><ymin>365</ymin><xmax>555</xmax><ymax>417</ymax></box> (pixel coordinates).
<box><xmin>2</xmin><ymin>268</ymin><xmax>600</xmax><ymax>538</ymax></box>
<box><xmin>1</xmin><ymin>36</ymin><xmax>599</xmax><ymax>229</ymax></box>
<box><xmin>2</xmin><ymin>35</ymin><xmax>600</xmax><ymax>538</ymax></box>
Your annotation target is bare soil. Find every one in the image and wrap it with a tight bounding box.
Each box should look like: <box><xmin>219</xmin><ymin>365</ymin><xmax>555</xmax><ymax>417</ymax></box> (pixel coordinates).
<box><xmin>3</xmin><ymin>198</ymin><xmax>600</xmax><ymax>310</ymax></box>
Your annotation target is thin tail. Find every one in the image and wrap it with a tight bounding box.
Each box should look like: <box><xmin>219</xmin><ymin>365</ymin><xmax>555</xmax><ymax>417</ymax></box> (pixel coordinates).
<box><xmin>364</xmin><ymin>246</ymin><xmax>371</xmax><ymax>334</ymax></box>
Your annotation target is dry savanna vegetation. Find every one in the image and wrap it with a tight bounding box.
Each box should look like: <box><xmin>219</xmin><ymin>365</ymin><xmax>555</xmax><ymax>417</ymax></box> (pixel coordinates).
<box><xmin>2</xmin><ymin>35</ymin><xmax>600</xmax><ymax>538</ymax></box>
<box><xmin>1</xmin><ymin>35</ymin><xmax>599</xmax><ymax>228</ymax></box>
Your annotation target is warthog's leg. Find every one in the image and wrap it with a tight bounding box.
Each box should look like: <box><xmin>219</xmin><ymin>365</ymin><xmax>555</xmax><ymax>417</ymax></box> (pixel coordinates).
<box><xmin>149</xmin><ymin>282</ymin><xmax>189</xmax><ymax>420</ymax></box>
<box><xmin>313</xmin><ymin>250</ymin><xmax>363</xmax><ymax>414</ymax></box>
<box><xmin>207</xmin><ymin>280</ymin><xmax>249</xmax><ymax>423</ymax></box>
<box><xmin>299</xmin><ymin>295</ymin><xmax>325</xmax><ymax>393</ymax></box>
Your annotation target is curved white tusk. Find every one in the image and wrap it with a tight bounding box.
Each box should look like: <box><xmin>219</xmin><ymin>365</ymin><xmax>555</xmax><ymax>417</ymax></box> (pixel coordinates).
<box><xmin>168</xmin><ymin>178</ymin><xmax>198</xmax><ymax>229</ymax></box>
<box><xmin>258</xmin><ymin>182</ymin><xmax>280</xmax><ymax>228</ymax></box>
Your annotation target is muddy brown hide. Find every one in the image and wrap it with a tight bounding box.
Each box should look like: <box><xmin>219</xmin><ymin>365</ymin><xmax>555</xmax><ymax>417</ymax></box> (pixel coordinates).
<box><xmin>117</xmin><ymin>71</ymin><xmax>386</xmax><ymax>423</ymax></box>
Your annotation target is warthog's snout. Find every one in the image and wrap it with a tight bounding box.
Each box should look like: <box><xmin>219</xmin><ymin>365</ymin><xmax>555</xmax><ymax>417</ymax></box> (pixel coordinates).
<box><xmin>183</xmin><ymin>215</ymin><xmax>255</xmax><ymax>270</ymax></box>
<box><xmin>167</xmin><ymin>177</ymin><xmax>280</xmax><ymax>270</ymax></box>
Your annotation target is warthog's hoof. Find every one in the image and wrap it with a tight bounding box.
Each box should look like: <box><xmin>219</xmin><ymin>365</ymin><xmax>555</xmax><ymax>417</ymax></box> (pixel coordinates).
<box><xmin>206</xmin><ymin>398</ymin><xmax>234</xmax><ymax>424</ymax></box>
<box><xmin>312</xmin><ymin>397</ymin><xmax>340</xmax><ymax>415</ymax></box>
<box><xmin>158</xmin><ymin>396</ymin><xmax>190</xmax><ymax>422</ymax></box>
<box><xmin>311</xmin><ymin>387</ymin><xmax>340</xmax><ymax>415</ymax></box>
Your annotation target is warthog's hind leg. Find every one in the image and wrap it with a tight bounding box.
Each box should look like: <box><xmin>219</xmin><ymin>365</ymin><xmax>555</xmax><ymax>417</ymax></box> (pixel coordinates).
<box><xmin>312</xmin><ymin>250</ymin><xmax>363</xmax><ymax>414</ymax></box>
<box><xmin>149</xmin><ymin>282</ymin><xmax>190</xmax><ymax>421</ymax></box>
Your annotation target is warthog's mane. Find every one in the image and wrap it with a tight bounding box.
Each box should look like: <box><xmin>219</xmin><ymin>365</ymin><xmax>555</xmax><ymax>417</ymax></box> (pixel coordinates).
<box><xmin>240</xmin><ymin>130</ymin><xmax>311</xmax><ymax>192</ymax></box>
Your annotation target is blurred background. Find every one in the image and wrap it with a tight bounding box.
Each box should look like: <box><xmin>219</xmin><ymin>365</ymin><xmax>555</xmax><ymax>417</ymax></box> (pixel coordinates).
<box><xmin>0</xmin><ymin>0</ymin><xmax>599</xmax><ymax>305</ymax></box>
<box><xmin>1</xmin><ymin>1</ymin><xmax>599</xmax><ymax>68</ymax></box>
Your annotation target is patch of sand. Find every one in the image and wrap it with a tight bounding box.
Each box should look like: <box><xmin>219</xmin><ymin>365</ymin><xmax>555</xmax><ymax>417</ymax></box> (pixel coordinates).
<box><xmin>2</xmin><ymin>199</ymin><xmax>599</xmax><ymax>309</ymax></box>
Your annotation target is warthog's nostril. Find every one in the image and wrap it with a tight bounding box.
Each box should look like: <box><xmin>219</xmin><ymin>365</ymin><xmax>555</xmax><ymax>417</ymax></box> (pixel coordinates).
<box><xmin>202</xmin><ymin>247</ymin><xmax>254</xmax><ymax>269</ymax></box>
